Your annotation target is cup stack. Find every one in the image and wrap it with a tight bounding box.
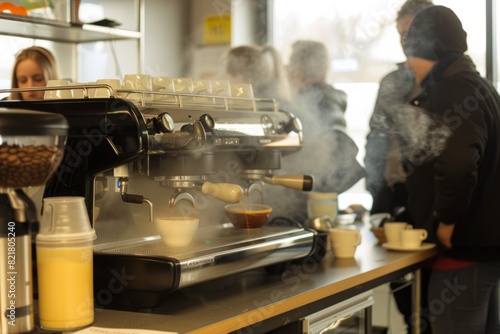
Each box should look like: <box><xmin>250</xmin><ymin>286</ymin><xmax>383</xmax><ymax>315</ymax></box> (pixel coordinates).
<box><xmin>36</xmin><ymin>196</ymin><xmax>96</xmax><ymax>331</ymax></box>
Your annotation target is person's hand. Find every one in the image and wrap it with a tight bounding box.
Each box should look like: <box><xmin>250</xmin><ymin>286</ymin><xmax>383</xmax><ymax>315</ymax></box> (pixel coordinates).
<box><xmin>437</xmin><ymin>222</ymin><xmax>454</xmax><ymax>249</ymax></box>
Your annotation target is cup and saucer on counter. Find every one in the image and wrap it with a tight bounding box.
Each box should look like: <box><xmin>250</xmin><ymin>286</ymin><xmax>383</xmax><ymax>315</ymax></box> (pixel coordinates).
<box><xmin>382</xmin><ymin>222</ymin><xmax>435</xmax><ymax>251</ymax></box>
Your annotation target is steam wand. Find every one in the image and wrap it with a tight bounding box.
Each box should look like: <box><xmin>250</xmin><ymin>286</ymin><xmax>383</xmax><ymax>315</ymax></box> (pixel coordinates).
<box><xmin>118</xmin><ymin>177</ymin><xmax>154</xmax><ymax>222</ymax></box>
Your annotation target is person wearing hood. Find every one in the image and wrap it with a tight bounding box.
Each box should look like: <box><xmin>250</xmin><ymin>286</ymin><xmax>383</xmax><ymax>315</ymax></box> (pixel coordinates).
<box><xmin>402</xmin><ymin>5</ymin><xmax>500</xmax><ymax>333</ymax></box>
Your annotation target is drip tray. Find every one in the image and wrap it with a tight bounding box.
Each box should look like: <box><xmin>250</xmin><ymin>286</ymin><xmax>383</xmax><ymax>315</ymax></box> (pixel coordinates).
<box><xmin>93</xmin><ymin>224</ymin><xmax>316</xmax><ymax>308</ymax></box>
<box><xmin>94</xmin><ymin>224</ymin><xmax>309</xmax><ymax>259</ymax></box>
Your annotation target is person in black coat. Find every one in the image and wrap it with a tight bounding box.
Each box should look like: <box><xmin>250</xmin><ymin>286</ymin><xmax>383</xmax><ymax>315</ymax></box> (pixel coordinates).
<box><xmin>402</xmin><ymin>5</ymin><xmax>500</xmax><ymax>333</ymax></box>
<box><xmin>365</xmin><ymin>1</ymin><xmax>436</xmax><ymax>332</ymax></box>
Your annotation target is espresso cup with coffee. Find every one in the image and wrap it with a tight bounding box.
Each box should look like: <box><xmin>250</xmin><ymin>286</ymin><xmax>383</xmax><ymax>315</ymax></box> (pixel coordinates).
<box><xmin>400</xmin><ymin>229</ymin><xmax>428</xmax><ymax>248</ymax></box>
<box><xmin>329</xmin><ymin>227</ymin><xmax>362</xmax><ymax>258</ymax></box>
<box><xmin>383</xmin><ymin>222</ymin><xmax>412</xmax><ymax>244</ymax></box>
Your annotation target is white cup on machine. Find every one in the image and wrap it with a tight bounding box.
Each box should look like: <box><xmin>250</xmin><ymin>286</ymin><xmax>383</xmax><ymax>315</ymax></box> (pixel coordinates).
<box><xmin>383</xmin><ymin>222</ymin><xmax>413</xmax><ymax>244</ymax></box>
<box><xmin>172</xmin><ymin>77</ymin><xmax>194</xmax><ymax>105</ymax></box>
<box><xmin>94</xmin><ymin>79</ymin><xmax>122</xmax><ymax>98</ymax></box>
<box><xmin>122</xmin><ymin>74</ymin><xmax>153</xmax><ymax>102</ymax></box>
<box><xmin>152</xmin><ymin>76</ymin><xmax>176</xmax><ymax>102</ymax></box>
<box><xmin>211</xmin><ymin>80</ymin><xmax>232</xmax><ymax>108</ymax></box>
<box><xmin>44</xmin><ymin>79</ymin><xmax>72</xmax><ymax>99</ymax></box>
<box><xmin>229</xmin><ymin>82</ymin><xmax>255</xmax><ymax>110</ymax></box>
<box><xmin>192</xmin><ymin>79</ymin><xmax>215</xmax><ymax>106</ymax></box>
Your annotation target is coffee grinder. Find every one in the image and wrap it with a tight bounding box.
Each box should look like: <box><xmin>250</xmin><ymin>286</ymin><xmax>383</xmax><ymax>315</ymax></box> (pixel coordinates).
<box><xmin>0</xmin><ymin>109</ymin><xmax>67</xmax><ymax>333</ymax></box>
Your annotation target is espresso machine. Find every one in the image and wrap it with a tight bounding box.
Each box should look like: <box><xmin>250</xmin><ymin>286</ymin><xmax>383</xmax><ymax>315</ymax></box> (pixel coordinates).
<box><xmin>0</xmin><ymin>83</ymin><xmax>322</xmax><ymax>310</ymax></box>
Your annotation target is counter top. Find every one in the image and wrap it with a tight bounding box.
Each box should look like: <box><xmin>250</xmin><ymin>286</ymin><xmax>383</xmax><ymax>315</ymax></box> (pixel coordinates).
<box><xmin>85</xmin><ymin>225</ymin><xmax>437</xmax><ymax>334</ymax></box>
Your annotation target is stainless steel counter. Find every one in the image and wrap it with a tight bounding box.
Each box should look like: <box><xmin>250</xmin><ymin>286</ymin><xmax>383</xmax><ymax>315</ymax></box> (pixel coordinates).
<box><xmin>76</xmin><ymin>224</ymin><xmax>437</xmax><ymax>334</ymax></box>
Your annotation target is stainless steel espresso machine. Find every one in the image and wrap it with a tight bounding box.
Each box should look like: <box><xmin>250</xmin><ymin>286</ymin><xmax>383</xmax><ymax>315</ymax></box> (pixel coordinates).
<box><xmin>0</xmin><ymin>84</ymin><xmax>324</xmax><ymax>310</ymax></box>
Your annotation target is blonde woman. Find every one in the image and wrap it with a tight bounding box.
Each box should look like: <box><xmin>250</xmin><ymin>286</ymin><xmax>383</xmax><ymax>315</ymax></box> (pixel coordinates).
<box><xmin>9</xmin><ymin>46</ymin><xmax>59</xmax><ymax>100</ymax></box>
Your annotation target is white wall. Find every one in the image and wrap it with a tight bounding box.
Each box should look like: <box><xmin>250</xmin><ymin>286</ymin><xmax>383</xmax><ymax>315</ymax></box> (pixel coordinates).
<box><xmin>78</xmin><ymin>0</ymin><xmax>189</xmax><ymax>82</ymax></box>
<box><xmin>141</xmin><ymin>0</ymin><xmax>189</xmax><ymax>77</ymax></box>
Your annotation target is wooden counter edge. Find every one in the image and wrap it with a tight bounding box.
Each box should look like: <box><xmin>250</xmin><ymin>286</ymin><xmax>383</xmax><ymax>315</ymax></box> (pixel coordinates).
<box><xmin>188</xmin><ymin>247</ymin><xmax>437</xmax><ymax>334</ymax></box>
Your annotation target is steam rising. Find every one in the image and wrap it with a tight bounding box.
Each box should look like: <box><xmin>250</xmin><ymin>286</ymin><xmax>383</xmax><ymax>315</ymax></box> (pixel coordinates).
<box><xmin>264</xmin><ymin>83</ymin><xmax>364</xmax><ymax>223</ymax></box>
<box><xmin>365</xmin><ymin>70</ymin><xmax>452</xmax><ymax>196</ymax></box>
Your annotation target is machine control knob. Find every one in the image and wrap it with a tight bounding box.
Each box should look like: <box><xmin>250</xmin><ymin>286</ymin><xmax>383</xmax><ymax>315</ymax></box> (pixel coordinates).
<box><xmin>199</xmin><ymin>114</ymin><xmax>215</xmax><ymax>131</ymax></box>
<box><xmin>148</xmin><ymin>112</ymin><xmax>175</xmax><ymax>134</ymax></box>
<box><xmin>284</xmin><ymin>116</ymin><xmax>302</xmax><ymax>133</ymax></box>
<box><xmin>181</xmin><ymin>114</ymin><xmax>214</xmax><ymax>133</ymax></box>
<box><xmin>261</xmin><ymin>115</ymin><xmax>275</xmax><ymax>135</ymax></box>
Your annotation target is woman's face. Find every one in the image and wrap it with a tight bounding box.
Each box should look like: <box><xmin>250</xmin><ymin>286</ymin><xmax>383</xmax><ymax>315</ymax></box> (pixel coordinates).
<box><xmin>16</xmin><ymin>59</ymin><xmax>46</xmax><ymax>100</ymax></box>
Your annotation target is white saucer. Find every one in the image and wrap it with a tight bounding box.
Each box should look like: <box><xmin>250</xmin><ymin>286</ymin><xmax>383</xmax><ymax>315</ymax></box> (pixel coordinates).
<box><xmin>382</xmin><ymin>242</ymin><xmax>436</xmax><ymax>251</ymax></box>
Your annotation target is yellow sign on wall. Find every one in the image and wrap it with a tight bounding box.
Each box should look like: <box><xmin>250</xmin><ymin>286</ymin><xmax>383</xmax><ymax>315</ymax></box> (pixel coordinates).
<box><xmin>204</xmin><ymin>14</ymin><xmax>231</xmax><ymax>45</ymax></box>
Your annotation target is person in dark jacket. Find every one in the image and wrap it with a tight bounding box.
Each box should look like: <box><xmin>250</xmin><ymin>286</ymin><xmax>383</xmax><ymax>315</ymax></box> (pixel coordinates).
<box><xmin>365</xmin><ymin>0</ymin><xmax>433</xmax><ymax>223</ymax></box>
<box><xmin>365</xmin><ymin>1</ymin><xmax>434</xmax><ymax>332</ymax></box>
<box><xmin>402</xmin><ymin>5</ymin><xmax>500</xmax><ymax>333</ymax></box>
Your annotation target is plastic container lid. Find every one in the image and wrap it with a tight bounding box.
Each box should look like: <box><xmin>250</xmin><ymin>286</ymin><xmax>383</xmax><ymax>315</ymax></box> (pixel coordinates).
<box><xmin>307</xmin><ymin>192</ymin><xmax>338</xmax><ymax>200</ymax></box>
<box><xmin>37</xmin><ymin>196</ymin><xmax>96</xmax><ymax>246</ymax></box>
<box><xmin>0</xmin><ymin>108</ymin><xmax>68</xmax><ymax>136</ymax></box>
<box><xmin>36</xmin><ymin>230</ymin><xmax>96</xmax><ymax>246</ymax></box>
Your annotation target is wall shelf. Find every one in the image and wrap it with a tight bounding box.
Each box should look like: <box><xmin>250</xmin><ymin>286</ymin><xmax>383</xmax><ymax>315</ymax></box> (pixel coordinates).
<box><xmin>0</xmin><ymin>13</ymin><xmax>140</xmax><ymax>43</ymax></box>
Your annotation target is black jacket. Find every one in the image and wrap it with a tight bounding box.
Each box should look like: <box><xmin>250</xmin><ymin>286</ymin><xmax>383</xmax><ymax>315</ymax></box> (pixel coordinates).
<box><xmin>365</xmin><ymin>63</ymin><xmax>414</xmax><ymax>197</ymax></box>
<box><xmin>404</xmin><ymin>55</ymin><xmax>500</xmax><ymax>261</ymax></box>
